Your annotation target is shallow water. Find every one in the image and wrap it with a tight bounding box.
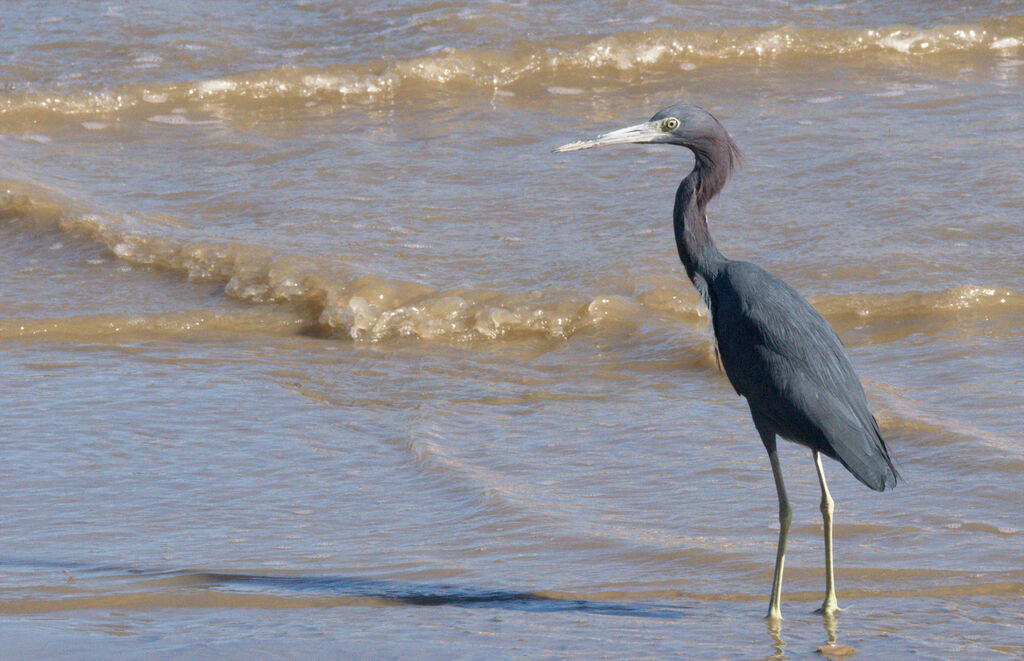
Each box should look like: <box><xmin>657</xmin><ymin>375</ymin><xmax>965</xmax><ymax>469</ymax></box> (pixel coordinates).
<box><xmin>2</xmin><ymin>1</ymin><xmax>1023</xmax><ymax>658</ymax></box>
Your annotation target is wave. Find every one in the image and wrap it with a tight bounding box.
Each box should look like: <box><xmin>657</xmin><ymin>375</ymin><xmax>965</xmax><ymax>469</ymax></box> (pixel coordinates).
<box><xmin>0</xmin><ymin>309</ymin><xmax>306</xmax><ymax>343</ymax></box>
<box><xmin>2</xmin><ymin>183</ymin><xmax>697</xmax><ymax>343</ymax></box>
<box><xmin>1</xmin><ymin>17</ymin><xmax>1022</xmax><ymax>125</ymax></box>
<box><xmin>2</xmin><ymin>184</ymin><xmax>1021</xmax><ymax>345</ymax></box>
<box><xmin>814</xmin><ymin>286</ymin><xmax>1024</xmax><ymax>327</ymax></box>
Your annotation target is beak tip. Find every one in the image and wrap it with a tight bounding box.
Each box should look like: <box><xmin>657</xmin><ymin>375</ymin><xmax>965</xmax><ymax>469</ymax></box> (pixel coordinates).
<box><xmin>554</xmin><ymin>121</ymin><xmax>657</xmax><ymax>154</ymax></box>
<box><xmin>553</xmin><ymin>140</ymin><xmax>594</xmax><ymax>153</ymax></box>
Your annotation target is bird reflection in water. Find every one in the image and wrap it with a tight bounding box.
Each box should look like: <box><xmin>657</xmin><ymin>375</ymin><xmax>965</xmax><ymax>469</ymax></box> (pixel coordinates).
<box><xmin>765</xmin><ymin>608</ymin><xmax>855</xmax><ymax>660</ymax></box>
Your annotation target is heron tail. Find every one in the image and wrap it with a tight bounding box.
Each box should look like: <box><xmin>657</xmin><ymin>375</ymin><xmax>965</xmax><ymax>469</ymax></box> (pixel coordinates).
<box><xmin>831</xmin><ymin>415</ymin><xmax>899</xmax><ymax>492</ymax></box>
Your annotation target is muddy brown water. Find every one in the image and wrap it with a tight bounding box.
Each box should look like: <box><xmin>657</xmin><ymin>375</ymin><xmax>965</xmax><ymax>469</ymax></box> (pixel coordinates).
<box><xmin>2</xmin><ymin>2</ymin><xmax>1023</xmax><ymax>658</ymax></box>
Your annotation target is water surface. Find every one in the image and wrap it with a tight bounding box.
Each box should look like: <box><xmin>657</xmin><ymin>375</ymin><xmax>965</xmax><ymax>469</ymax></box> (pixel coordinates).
<box><xmin>2</xmin><ymin>1</ymin><xmax>1023</xmax><ymax>658</ymax></box>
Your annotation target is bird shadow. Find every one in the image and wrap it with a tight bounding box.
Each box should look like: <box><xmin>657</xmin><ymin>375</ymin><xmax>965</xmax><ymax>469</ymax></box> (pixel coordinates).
<box><xmin>0</xmin><ymin>557</ymin><xmax>686</xmax><ymax>619</ymax></box>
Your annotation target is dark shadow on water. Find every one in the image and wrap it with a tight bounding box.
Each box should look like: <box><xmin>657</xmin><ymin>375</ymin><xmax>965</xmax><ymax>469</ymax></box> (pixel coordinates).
<box><xmin>0</xmin><ymin>557</ymin><xmax>686</xmax><ymax>619</ymax></box>
<box><xmin>204</xmin><ymin>571</ymin><xmax>685</xmax><ymax>617</ymax></box>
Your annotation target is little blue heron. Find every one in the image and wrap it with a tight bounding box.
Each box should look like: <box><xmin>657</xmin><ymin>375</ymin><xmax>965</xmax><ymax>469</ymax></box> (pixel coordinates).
<box><xmin>556</xmin><ymin>104</ymin><xmax>898</xmax><ymax>621</ymax></box>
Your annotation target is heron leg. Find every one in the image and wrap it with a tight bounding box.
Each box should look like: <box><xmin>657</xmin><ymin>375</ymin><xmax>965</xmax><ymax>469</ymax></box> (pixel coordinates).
<box><xmin>814</xmin><ymin>451</ymin><xmax>839</xmax><ymax>614</ymax></box>
<box><xmin>766</xmin><ymin>446</ymin><xmax>791</xmax><ymax>621</ymax></box>
<box><xmin>754</xmin><ymin>416</ymin><xmax>790</xmax><ymax>622</ymax></box>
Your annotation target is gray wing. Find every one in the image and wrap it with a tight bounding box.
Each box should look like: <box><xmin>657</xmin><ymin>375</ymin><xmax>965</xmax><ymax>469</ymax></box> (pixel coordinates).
<box><xmin>710</xmin><ymin>260</ymin><xmax>897</xmax><ymax>491</ymax></box>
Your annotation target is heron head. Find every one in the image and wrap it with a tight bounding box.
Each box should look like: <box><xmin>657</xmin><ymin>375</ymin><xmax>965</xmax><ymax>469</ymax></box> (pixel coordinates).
<box><xmin>555</xmin><ymin>103</ymin><xmax>733</xmax><ymax>155</ymax></box>
<box><xmin>555</xmin><ymin>103</ymin><xmax>740</xmax><ymax>193</ymax></box>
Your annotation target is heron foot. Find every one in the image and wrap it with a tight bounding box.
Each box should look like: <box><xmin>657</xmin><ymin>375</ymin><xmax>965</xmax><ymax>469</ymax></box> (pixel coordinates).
<box><xmin>814</xmin><ymin>601</ymin><xmax>842</xmax><ymax>615</ymax></box>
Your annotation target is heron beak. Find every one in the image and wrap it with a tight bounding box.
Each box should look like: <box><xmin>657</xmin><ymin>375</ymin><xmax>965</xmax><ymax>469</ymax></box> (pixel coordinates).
<box><xmin>554</xmin><ymin>121</ymin><xmax>662</xmax><ymax>153</ymax></box>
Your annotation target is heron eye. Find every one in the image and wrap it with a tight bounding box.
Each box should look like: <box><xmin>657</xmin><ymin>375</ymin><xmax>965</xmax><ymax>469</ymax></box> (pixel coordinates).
<box><xmin>664</xmin><ymin>118</ymin><xmax>680</xmax><ymax>131</ymax></box>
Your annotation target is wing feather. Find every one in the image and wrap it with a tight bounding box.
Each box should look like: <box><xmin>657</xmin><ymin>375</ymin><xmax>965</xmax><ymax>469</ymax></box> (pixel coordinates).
<box><xmin>711</xmin><ymin>261</ymin><xmax>897</xmax><ymax>491</ymax></box>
